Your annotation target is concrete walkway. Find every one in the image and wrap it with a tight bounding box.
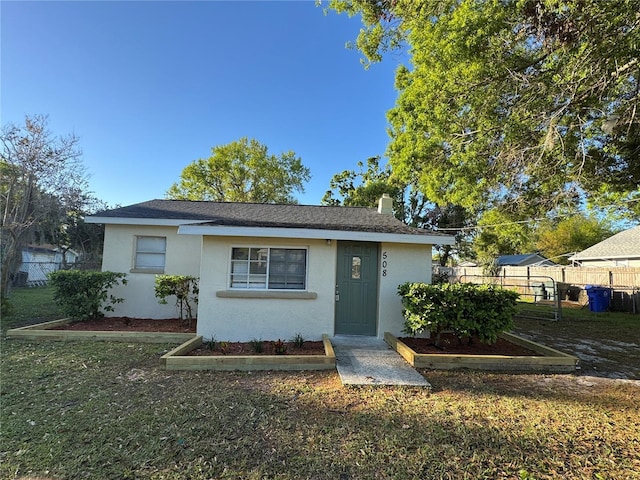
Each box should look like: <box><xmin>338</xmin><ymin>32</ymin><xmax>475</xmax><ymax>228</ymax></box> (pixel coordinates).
<box><xmin>331</xmin><ymin>335</ymin><xmax>431</xmax><ymax>387</ymax></box>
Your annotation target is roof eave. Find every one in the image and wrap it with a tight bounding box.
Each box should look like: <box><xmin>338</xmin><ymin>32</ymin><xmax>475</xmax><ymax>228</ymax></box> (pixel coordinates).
<box><xmin>85</xmin><ymin>216</ymin><xmax>207</xmax><ymax>226</ymax></box>
<box><xmin>178</xmin><ymin>224</ymin><xmax>456</xmax><ymax>245</ymax></box>
<box><xmin>569</xmin><ymin>254</ymin><xmax>640</xmax><ymax>261</ymax></box>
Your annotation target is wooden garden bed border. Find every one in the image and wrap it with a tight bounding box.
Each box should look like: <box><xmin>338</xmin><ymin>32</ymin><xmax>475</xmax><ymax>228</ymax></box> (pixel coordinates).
<box><xmin>6</xmin><ymin>318</ymin><xmax>196</xmax><ymax>344</ymax></box>
<box><xmin>162</xmin><ymin>334</ymin><xmax>336</xmax><ymax>371</ymax></box>
<box><xmin>384</xmin><ymin>331</ymin><xmax>579</xmax><ymax>373</ymax></box>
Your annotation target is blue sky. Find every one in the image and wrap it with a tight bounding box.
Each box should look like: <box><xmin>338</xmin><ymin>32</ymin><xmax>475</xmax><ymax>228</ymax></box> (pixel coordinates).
<box><xmin>2</xmin><ymin>0</ymin><xmax>407</xmax><ymax>208</ymax></box>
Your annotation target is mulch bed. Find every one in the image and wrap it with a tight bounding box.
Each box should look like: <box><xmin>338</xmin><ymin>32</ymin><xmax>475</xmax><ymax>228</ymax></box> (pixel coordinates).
<box><xmin>50</xmin><ymin>317</ymin><xmax>196</xmax><ymax>333</ymax></box>
<box><xmin>188</xmin><ymin>340</ymin><xmax>326</xmax><ymax>356</ymax></box>
<box><xmin>399</xmin><ymin>333</ymin><xmax>538</xmax><ymax>356</ymax></box>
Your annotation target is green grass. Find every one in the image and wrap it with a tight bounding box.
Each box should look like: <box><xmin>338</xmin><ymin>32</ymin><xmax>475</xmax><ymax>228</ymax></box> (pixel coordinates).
<box><xmin>516</xmin><ymin>302</ymin><xmax>640</xmax><ymax>340</ymax></box>
<box><xmin>1</xmin><ymin>289</ymin><xmax>639</xmax><ymax>479</ymax></box>
<box><xmin>1</xmin><ymin>286</ymin><xmax>64</xmax><ymax>332</ymax></box>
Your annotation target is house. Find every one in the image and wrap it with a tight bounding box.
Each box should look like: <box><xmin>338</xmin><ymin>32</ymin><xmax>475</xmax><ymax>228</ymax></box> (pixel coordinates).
<box><xmin>14</xmin><ymin>244</ymin><xmax>80</xmax><ymax>286</ymax></box>
<box><xmin>496</xmin><ymin>253</ymin><xmax>556</xmax><ymax>267</ymax></box>
<box><xmin>457</xmin><ymin>261</ymin><xmax>478</xmax><ymax>267</ymax></box>
<box><xmin>569</xmin><ymin>225</ymin><xmax>640</xmax><ymax>267</ymax></box>
<box><xmin>86</xmin><ymin>196</ymin><xmax>455</xmax><ymax>341</ymax></box>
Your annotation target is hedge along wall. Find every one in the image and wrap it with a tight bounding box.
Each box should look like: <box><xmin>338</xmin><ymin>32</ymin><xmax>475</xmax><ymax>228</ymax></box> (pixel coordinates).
<box><xmin>398</xmin><ymin>282</ymin><xmax>519</xmax><ymax>347</ymax></box>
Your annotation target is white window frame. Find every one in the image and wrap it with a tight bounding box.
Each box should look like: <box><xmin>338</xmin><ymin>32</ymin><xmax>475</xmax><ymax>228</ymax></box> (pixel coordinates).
<box><xmin>229</xmin><ymin>246</ymin><xmax>308</xmax><ymax>291</ymax></box>
<box><xmin>133</xmin><ymin>236</ymin><xmax>166</xmax><ymax>273</ymax></box>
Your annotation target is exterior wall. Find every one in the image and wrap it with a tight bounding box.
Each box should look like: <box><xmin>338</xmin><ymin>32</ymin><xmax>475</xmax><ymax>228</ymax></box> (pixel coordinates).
<box><xmin>101</xmin><ymin>225</ymin><xmax>202</xmax><ymax>318</ymax></box>
<box><xmin>578</xmin><ymin>258</ymin><xmax>640</xmax><ymax>268</ymax></box>
<box><xmin>377</xmin><ymin>242</ymin><xmax>432</xmax><ymax>338</ymax></box>
<box><xmin>197</xmin><ymin>236</ymin><xmax>336</xmax><ymax>342</ymax></box>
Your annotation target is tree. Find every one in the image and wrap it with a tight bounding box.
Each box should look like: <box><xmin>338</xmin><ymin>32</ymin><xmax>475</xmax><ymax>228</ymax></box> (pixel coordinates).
<box><xmin>536</xmin><ymin>215</ymin><xmax>614</xmax><ymax>264</ymax></box>
<box><xmin>1</xmin><ymin>115</ymin><xmax>90</xmax><ymax>299</ymax></box>
<box><xmin>166</xmin><ymin>137</ymin><xmax>311</xmax><ymax>203</ymax></box>
<box><xmin>322</xmin><ymin>157</ymin><xmax>475</xmax><ymax>265</ymax></box>
<box><xmin>328</xmin><ymin>0</ymin><xmax>640</xmax><ymax>217</ymax></box>
<box><xmin>472</xmin><ymin>208</ymin><xmax>538</xmax><ymax>263</ymax></box>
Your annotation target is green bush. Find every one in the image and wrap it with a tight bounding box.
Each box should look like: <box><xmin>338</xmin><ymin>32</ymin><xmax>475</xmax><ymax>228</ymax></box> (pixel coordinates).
<box><xmin>398</xmin><ymin>282</ymin><xmax>519</xmax><ymax>347</ymax></box>
<box><xmin>48</xmin><ymin>270</ymin><xmax>127</xmax><ymax>320</ymax></box>
<box><xmin>154</xmin><ymin>275</ymin><xmax>199</xmax><ymax>326</ymax></box>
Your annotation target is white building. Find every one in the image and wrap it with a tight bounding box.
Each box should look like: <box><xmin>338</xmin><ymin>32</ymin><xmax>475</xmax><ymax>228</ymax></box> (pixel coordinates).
<box><xmin>86</xmin><ymin>197</ymin><xmax>454</xmax><ymax>341</ymax></box>
<box><xmin>569</xmin><ymin>226</ymin><xmax>640</xmax><ymax>267</ymax></box>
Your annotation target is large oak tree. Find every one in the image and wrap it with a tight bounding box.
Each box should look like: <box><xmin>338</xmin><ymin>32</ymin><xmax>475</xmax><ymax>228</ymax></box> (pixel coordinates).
<box><xmin>166</xmin><ymin>137</ymin><xmax>311</xmax><ymax>204</ymax></box>
<box><xmin>328</xmin><ymin>0</ymin><xmax>640</xmax><ymax>219</ymax></box>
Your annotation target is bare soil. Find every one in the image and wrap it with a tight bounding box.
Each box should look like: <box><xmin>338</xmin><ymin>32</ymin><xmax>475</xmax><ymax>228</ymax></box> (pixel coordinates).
<box><xmin>399</xmin><ymin>333</ymin><xmax>538</xmax><ymax>356</ymax></box>
<box><xmin>50</xmin><ymin>317</ymin><xmax>196</xmax><ymax>333</ymax></box>
<box><xmin>188</xmin><ymin>340</ymin><xmax>326</xmax><ymax>356</ymax></box>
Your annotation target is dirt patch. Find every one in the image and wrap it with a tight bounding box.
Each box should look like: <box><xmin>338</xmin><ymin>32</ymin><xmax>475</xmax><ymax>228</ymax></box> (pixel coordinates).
<box><xmin>513</xmin><ymin>328</ymin><xmax>640</xmax><ymax>380</ymax></box>
<box><xmin>399</xmin><ymin>334</ymin><xmax>538</xmax><ymax>356</ymax></box>
<box><xmin>50</xmin><ymin>317</ymin><xmax>196</xmax><ymax>333</ymax></box>
<box><xmin>188</xmin><ymin>340</ymin><xmax>326</xmax><ymax>356</ymax></box>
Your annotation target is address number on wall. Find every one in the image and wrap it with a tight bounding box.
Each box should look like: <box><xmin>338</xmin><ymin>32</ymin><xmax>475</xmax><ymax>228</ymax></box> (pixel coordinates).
<box><xmin>381</xmin><ymin>251</ymin><xmax>388</xmax><ymax>277</ymax></box>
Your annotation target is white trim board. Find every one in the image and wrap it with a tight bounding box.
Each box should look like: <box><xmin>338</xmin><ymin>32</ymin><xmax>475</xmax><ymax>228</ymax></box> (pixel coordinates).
<box><xmin>178</xmin><ymin>224</ymin><xmax>455</xmax><ymax>246</ymax></box>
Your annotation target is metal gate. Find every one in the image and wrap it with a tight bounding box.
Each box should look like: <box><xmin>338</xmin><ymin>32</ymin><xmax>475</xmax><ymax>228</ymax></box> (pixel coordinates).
<box><xmin>459</xmin><ymin>274</ymin><xmax>562</xmax><ymax>321</ymax></box>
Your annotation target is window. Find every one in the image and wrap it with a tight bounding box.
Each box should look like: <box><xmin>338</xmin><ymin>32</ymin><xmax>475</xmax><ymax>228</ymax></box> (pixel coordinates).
<box><xmin>134</xmin><ymin>236</ymin><xmax>166</xmax><ymax>271</ymax></box>
<box><xmin>230</xmin><ymin>247</ymin><xmax>307</xmax><ymax>290</ymax></box>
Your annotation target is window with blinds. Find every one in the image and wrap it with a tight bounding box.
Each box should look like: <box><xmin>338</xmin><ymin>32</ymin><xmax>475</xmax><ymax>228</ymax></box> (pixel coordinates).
<box><xmin>230</xmin><ymin>247</ymin><xmax>307</xmax><ymax>290</ymax></box>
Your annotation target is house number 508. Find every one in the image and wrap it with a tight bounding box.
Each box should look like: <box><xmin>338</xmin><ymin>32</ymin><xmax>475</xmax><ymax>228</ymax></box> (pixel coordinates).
<box><xmin>382</xmin><ymin>251</ymin><xmax>388</xmax><ymax>277</ymax></box>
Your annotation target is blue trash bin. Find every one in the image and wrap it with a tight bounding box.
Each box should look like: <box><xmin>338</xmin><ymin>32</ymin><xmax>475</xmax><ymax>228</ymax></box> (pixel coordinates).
<box><xmin>585</xmin><ymin>286</ymin><xmax>611</xmax><ymax>312</ymax></box>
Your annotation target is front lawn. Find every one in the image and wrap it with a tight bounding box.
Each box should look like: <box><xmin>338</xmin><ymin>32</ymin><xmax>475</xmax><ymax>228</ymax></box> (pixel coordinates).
<box><xmin>1</xmin><ymin>340</ymin><xmax>639</xmax><ymax>480</ymax></box>
<box><xmin>1</xmin><ymin>289</ymin><xmax>639</xmax><ymax>479</ymax></box>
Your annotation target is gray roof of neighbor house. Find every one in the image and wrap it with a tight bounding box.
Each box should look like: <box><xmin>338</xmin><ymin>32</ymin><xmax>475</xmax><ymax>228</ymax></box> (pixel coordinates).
<box><xmin>87</xmin><ymin>199</ymin><xmax>454</xmax><ymax>241</ymax></box>
<box><xmin>496</xmin><ymin>253</ymin><xmax>555</xmax><ymax>266</ymax></box>
<box><xmin>570</xmin><ymin>225</ymin><xmax>640</xmax><ymax>261</ymax></box>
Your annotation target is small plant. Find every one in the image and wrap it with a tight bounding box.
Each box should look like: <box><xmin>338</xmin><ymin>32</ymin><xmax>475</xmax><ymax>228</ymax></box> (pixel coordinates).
<box><xmin>219</xmin><ymin>341</ymin><xmax>230</xmax><ymax>355</ymax></box>
<box><xmin>154</xmin><ymin>275</ymin><xmax>199</xmax><ymax>328</ymax></box>
<box><xmin>249</xmin><ymin>338</ymin><xmax>264</xmax><ymax>353</ymax></box>
<box><xmin>206</xmin><ymin>337</ymin><xmax>217</xmax><ymax>351</ymax></box>
<box><xmin>291</xmin><ymin>332</ymin><xmax>305</xmax><ymax>349</ymax></box>
<box><xmin>273</xmin><ymin>339</ymin><xmax>288</xmax><ymax>355</ymax></box>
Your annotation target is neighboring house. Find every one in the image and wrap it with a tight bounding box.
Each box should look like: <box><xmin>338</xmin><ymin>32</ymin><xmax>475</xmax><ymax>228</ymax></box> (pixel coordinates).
<box><xmin>569</xmin><ymin>225</ymin><xmax>640</xmax><ymax>267</ymax></box>
<box><xmin>457</xmin><ymin>261</ymin><xmax>478</xmax><ymax>267</ymax></box>
<box><xmin>86</xmin><ymin>196</ymin><xmax>455</xmax><ymax>341</ymax></box>
<box><xmin>496</xmin><ymin>253</ymin><xmax>556</xmax><ymax>267</ymax></box>
<box><xmin>15</xmin><ymin>244</ymin><xmax>80</xmax><ymax>286</ymax></box>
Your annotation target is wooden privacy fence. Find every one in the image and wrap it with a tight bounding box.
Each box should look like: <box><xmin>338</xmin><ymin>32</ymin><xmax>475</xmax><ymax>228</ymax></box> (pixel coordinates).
<box><xmin>435</xmin><ymin>266</ymin><xmax>640</xmax><ymax>313</ymax></box>
<box><xmin>440</xmin><ymin>266</ymin><xmax>640</xmax><ymax>288</ymax></box>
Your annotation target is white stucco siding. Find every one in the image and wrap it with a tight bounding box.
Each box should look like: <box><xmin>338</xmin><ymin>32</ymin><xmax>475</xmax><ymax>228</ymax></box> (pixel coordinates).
<box><xmin>197</xmin><ymin>236</ymin><xmax>336</xmax><ymax>342</ymax></box>
<box><xmin>377</xmin><ymin>242</ymin><xmax>432</xmax><ymax>338</ymax></box>
<box><xmin>101</xmin><ymin>225</ymin><xmax>202</xmax><ymax>318</ymax></box>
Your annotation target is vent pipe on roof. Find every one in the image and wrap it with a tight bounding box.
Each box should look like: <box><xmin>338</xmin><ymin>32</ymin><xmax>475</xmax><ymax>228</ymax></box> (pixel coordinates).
<box><xmin>377</xmin><ymin>194</ymin><xmax>393</xmax><ymax>215</ymax></box>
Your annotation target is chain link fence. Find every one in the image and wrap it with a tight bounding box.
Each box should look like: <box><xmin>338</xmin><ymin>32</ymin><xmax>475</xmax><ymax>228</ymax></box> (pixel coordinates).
<box><xmin>12</xmin><ymin>261</ymin><xmax>101</xmax><ymax>287</ymax></box>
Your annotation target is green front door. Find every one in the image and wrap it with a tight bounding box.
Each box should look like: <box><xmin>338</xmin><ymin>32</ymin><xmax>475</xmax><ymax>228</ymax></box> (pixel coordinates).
<box><xmin>335</xmin><ymin>241</ymin><xmax>379</xmax><ymax>336</ymax></box>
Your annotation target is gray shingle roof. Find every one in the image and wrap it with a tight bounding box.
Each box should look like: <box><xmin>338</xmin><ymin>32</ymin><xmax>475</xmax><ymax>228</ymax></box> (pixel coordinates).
<box><xmin>496</xmin><ymin>253</ymin><xmax>554</xmax><ymax>266</ymax></box>
<box><xmin>90</xmin><ymin>199</ymin><xmax>449</xmax><ymax>237</ymax></box>
<box><xmin>571</xmin><ymin>226</ymin><xmax>640</xmax><ymax>260</ymax></box>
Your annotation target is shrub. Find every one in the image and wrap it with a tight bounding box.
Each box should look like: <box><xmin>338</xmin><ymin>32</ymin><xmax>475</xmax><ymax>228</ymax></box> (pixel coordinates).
<box><xmin>154</xmin><ymin>275</ymin><xmax>199</xmax><ymax>327</ymax></box>
<box><xmin>48</xmin><ymin>270</ymin><xmax>127</xmax><ymax>320</ymax></box>
<box><xmin>249</xmin><ymin>338</ymin><xmax>264</xmax><ymax>353</ymax></box>
<box><xmin>273</xmin><ymin>339</ymin><xmax>287</xmax><ymax>355</ymax></box>
<box><xmin>398</xmin><ymin>282</ymin><xmax>519</xmax><ymax>347</ymax></box>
